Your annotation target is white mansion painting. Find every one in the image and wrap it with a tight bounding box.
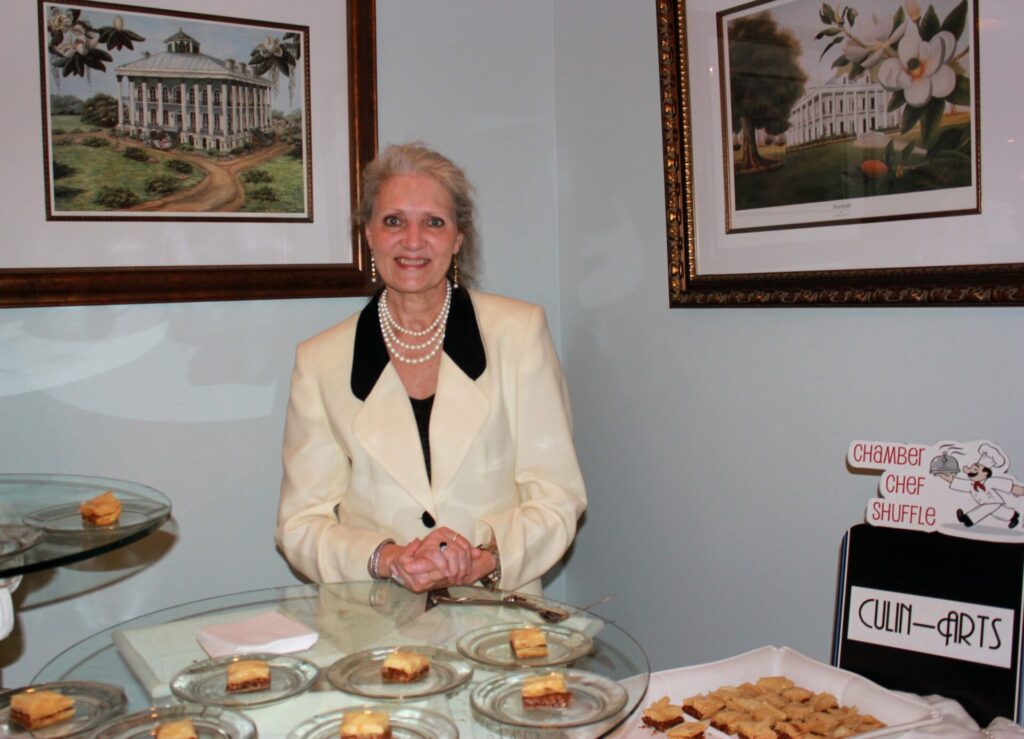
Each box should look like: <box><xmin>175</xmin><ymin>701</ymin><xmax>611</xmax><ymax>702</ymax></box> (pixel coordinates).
<box><xmin>41</xmin><ymin>1</ymin><xmax>312</xmax><ymax>220</ymax></box>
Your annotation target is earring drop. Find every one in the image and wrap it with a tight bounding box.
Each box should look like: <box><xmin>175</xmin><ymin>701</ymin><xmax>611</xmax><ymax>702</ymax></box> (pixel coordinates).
<box><xmin>452</xmin><ymin>254</ymin><xmax>460</xmax><ymax>288</ymax></box>
<box><xmin>370</xmin><ymin>250</ymin><xmax>377</xmax><ymax>283</ymax></box>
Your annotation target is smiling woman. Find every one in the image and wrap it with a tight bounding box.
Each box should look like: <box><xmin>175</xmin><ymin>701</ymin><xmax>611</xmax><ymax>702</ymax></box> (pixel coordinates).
<box><xmin>275</xmin><ymin>143</ymin><xmax>588</xmax><ymax>597</ymax></box>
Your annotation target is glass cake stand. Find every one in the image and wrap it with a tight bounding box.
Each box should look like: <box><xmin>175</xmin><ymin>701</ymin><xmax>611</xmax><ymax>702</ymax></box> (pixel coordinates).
<box><xmin>0</xmin><ymin>473</ymin><xmax>172</xmax><ymax>578</ymax></box>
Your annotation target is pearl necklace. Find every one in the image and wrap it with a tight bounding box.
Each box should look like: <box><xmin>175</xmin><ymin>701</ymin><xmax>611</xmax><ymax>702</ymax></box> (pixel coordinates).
<box><xmin>379</xmin><ymin>281</ymin><xmax>452</xmax><ymax>365</ymax></box>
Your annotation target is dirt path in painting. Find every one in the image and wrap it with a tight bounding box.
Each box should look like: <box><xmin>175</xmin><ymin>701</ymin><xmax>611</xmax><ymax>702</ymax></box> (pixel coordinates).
<box><xmin>128</xmin><ymin>141</ymin><xmax>291</xmax><ymax>212</ymax></box>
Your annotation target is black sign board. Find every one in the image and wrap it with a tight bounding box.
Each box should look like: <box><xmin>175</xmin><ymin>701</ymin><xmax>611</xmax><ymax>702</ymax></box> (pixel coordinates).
<box><xmin>834</xmin><ymin>524</ymin><xmax>1023</xmax><ymax>726</ymax></box>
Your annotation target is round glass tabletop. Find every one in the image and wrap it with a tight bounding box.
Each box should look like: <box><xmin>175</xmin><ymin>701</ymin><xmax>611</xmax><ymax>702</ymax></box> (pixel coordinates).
<box><xmin>0</xmin><ymin>474</ymin><xmax>172</xmax><ymax>578</ymax></box>
<box><xmin>33</xmin><ymin>583</ymin><xmax>649</xmax><ymax>738</ymax></box>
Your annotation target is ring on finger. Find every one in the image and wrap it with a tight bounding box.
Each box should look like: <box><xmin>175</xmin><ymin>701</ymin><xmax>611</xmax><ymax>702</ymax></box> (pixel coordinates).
<box><xmin>439</xmin><ymin>541</ymin><xmax>449</xmax><ymax>552</ymax></box>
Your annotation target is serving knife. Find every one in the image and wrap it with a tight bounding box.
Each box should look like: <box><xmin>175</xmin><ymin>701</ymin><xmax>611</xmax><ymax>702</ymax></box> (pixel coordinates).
<box><xmin>426</xmin><ymin>587</ymin><xmax>570</xmax><ymax>623</ymax></box>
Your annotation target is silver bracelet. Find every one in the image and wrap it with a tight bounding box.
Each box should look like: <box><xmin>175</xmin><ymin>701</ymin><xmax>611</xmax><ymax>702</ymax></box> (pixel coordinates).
<box><xmin>479</xmin><ymin>544</ymin><xmax>501</xmax><ymax>590</ymax></box>
<box><xmin>367</xmin><ymin>538</ymin><xmax>395</xmax><ymax>580</ymax></box>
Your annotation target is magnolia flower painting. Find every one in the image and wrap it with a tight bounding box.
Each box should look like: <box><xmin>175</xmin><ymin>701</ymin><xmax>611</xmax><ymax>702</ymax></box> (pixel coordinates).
<box><xmin>720</xmin><ymin>0</ymin><xmax>979</xmax><ymax>232</ymax></box>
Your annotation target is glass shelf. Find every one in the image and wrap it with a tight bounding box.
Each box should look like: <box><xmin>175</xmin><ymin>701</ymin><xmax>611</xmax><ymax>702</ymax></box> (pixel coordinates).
<box><xmin>0</xmin><ymin>474</ymin><xmax>171</xmax><ymax>578</ymax></box>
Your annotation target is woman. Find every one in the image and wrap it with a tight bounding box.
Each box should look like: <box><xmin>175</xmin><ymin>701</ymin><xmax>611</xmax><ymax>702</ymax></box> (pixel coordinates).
<box><xmin>275</xmin><ymin>143</ymin><xmax>586</xmax><ymax>595</ymax></box>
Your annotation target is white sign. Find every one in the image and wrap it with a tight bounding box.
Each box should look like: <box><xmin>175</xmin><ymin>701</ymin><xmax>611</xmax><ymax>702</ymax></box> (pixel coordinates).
<box><xmin>847</xmin><ymin>586</ymin><xmax>1014</xmax><ymax>669</ymax></box>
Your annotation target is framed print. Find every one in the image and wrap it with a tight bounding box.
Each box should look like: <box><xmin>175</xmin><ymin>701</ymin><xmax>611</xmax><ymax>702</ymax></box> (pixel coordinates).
<box><xmin>658</xmin><ymin>0</ymin><xmax>1024</xmax><ymax>306</ymax></box>
<box><xmin>0</xmin><ymin>0</ymin><xmax>376</xmax><ymax>306</ymax></box>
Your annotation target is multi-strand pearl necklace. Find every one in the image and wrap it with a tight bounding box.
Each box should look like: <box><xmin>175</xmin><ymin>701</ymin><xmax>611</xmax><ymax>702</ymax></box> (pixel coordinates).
<box><xmin>378</xmin><ymin>281</ymin><xmax>452</xmax><ymax>365</ymax></box>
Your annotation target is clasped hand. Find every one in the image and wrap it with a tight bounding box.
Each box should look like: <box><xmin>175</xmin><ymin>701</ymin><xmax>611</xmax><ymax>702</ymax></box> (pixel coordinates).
<box><xmin>386</xmin><ymin>527</ymin><xmax>487</xmax><ymax>593</ymax></box>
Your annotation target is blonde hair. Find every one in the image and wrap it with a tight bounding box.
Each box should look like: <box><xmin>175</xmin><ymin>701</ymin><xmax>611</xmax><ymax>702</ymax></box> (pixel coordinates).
<box><xmin>354</xmin><ymin>142</ymin><xmax>480</xmax><ymax>287</ymax></box>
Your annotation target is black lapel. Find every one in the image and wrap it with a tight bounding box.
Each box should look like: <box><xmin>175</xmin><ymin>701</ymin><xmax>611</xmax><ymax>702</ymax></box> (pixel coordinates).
<box><xmin>351</xmin><ymin>285</ymin><xmax>486</xmax><ymax>401</ymax></box>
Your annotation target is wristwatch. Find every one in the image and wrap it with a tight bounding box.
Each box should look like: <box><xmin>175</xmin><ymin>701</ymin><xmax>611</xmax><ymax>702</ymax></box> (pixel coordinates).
<box><xmin>479</xmin><ymin>544</ymin><xmax>501</xmax><ymax>590</ymax></box>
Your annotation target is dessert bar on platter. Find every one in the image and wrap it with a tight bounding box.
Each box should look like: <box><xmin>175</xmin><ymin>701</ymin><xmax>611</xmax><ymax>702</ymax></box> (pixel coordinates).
<box><xmin>617</xmin><ymin>646</ymin><xmax>942</xmax><ymax>738</ymax></box>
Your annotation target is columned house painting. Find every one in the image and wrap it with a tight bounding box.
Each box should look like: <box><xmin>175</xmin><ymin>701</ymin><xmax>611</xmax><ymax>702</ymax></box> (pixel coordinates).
<box><xmin>722</xmin><ymin>0</ymin><xmax>978</xmax><ymax>232</ymax></box>
<box><xmin>41</xmin><ymin>2</ymin><xmax>311</xmax><ymax>220</ymax></box>
<box><xmin>787</xmin><ymin>77</ymin><xmax>902</xmax><ymax>147</ymax></box>
<box><xmin>115</xmin><ymin>30</ymin><xmax>274</xmax><ymax>152</ymax></box>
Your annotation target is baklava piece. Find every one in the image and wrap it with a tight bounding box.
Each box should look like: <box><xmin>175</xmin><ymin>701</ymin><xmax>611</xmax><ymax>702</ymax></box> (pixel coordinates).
<box><xmin>340</xmin><ymin>709</ymin><xmax>392</xmax><ymax>739</ymax></box>
<box><xmin>521</xmin><ymin>672</ymin><xmax>572</xmax><ymax>709</ymax></box>
<box><xmin>666</xmin><ymin>721</ymin><xmax>710</xmax><ymax>739</ymax></box>
<box><xmin>757</xmin><ymin>689</ymin><xmax>789</xmax><ymax>709</ymax></box>
<box><xmin>724</xmin><ymin>695</ymin><xmax>762</xmax><ymax>713</ymax></box>
<box><xmin>381</xmin><ymin>650</ymin><xmax>430</xmax><ymax>683</ymax></box>
<box><xmin>749</xmin><ymin>700</ymin><xmax>787</xmax><ymax>724</ymax></box>
<box><xmin>9</xmin><ymin>690</ymin><xmax>75</xmax><ymax>730</ymax></box>
<box><xmin>782</xmin><ymin>701</ymin><xmax>814</xmax><ymax>721</ymax></box>
<box><xmin>737</xmin><ymin>719</ymin><xmax>778</xmax><ymax>739</ymax></box>
<box><xmin>510</xmin><ymin>626</ymin><xmax>549</xmax><ymax>659</ymax></box>
<box><xmin>781</xmin><ymin>686</ymin><xmax>814</xmax><ymax>703</ymax></box>
<box><xmin>810</xmin><ymin>691</ymin><xmax>839</xmax><ymax>712</ymax></box>
<box><xmin>682</xmin><ymin>693</ymin><xmax>725</xmax><ymax>720</ymax></box>
<box><xmin>80</xmin><ymin>490</ymin><xmax>122</xmax><ymax>526</ymax></box>
<box><xmin>156</xmin><ymin>718</ymin><xmax>199</xmax><ymax>739</ymax></box>
<box><xmin>736</xmin><ymin>682</ymin><xmax>762</xmax><ymax>698</ymax></box>
<box><xmin>226</xmin><ymin>658</ymin><xmax>271</xmax><ymax>693</ymax></box>
<box><xmin>801</xmin><ymin>710</ymin><xmax>840</xmax><ymax>735</ymax></box>
<box><xmin>642</xmin><ymin>696</ymin><xmax>685</xmax><ymax>731</ymax></box>
<box><xmin>836</xmin><ymin>713</ymin><xmax>886</xmax><ymax>734</ymax></box>
<box><xmin>853</xmin><ymin>713</ymin><xmax>886</xmax><ymax>731</ymax></box>
<box><xmin>709</xmin><ymin>709</ymin><xmax>747</xmax><ymax>735</ymax></box>
<box><xmin>774</xmin><ymin>720</ymin><xmax>809</xmax><ymax>739</ymax></box>
<box><xmin>756</xmin><ymin>676</ymin><xmax>795</xmax><ymax>693</ymax></box>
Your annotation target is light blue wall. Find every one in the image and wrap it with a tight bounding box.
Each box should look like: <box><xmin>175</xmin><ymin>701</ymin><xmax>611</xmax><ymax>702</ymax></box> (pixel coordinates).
<box><xmin>3</xmin><ymin>0</ymin><xmax>1022</xmax><ymax>690</ymax></box>
<box><xmin>552</xmin><ymin>0</ymin><xmax>1024</xmax><ymax>670</ymax></box>
<box><xmin>0</xmin><ymin>1</ymin><xmax>560</xmax><ymax>685</ymax></box>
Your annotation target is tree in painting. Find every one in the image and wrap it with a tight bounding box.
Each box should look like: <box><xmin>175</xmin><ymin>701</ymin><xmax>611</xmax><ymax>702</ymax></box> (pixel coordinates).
<box><xmin>728</xmin><ymin>13</ymin><xmax>808</xmax><ymax>174</ymax></box>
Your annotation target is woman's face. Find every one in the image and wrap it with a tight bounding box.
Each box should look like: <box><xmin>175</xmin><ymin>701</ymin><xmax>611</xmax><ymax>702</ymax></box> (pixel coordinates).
<box><xmin>366</xmin><ymin>173</ymin><xmax>463</xmax><ymax>299</ymax></box>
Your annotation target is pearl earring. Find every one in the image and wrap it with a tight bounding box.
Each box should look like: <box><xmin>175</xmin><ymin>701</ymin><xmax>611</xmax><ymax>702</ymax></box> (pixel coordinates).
<box><xmin>370</xmin><ymin>250</ymin><xmax>377</xmax><ymax>283</ymax></box>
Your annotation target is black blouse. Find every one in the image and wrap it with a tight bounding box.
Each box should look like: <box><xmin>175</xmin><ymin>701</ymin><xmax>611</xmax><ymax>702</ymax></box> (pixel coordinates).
<box><xmin>409</xmin><ymin>394</ymin><xmax>435</xmax><ymax>481</ymax></box>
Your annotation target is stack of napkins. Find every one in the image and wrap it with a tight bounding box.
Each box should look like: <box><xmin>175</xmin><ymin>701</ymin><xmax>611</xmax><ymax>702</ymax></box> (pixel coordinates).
<box><xmin>196</xmin><ymin>611</ymin><xmax>319</xmax><ymax>658</ymax></box>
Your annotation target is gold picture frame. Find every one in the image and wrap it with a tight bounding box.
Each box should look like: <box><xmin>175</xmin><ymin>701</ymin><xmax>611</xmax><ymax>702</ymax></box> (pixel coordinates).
<box><xmin>1</xmin><ymin>0</ymin><xmax>377</xmax><ymax>307</ymax></box>
<box><xmin>658</xmin><ymin>0</ymin><xmax>1024</xmax><ymax>306</ymax></box>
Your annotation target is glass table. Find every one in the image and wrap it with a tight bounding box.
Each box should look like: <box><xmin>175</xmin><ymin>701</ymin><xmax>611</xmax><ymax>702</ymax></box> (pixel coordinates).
<box><xmin>33</xmin><ymin>583</ymin><xmax>649</xmax><ymax>737</ymax></box>
<box><xmin>0</xmin><ymin>474</ymin><xmax>172</xmax><ymax>578</ymax></box>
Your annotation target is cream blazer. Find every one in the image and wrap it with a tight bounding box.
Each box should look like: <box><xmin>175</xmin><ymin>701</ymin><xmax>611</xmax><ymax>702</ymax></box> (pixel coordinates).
<box><xmin>276</xmin><ymin>288</ymin><xmax>587</xmax><ymax>595</ymax></box>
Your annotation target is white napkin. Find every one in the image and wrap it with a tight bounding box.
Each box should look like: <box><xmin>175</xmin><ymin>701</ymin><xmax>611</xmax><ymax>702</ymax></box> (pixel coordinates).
<box><xmin>195</xmin><ymin>610</ymin><xmax>319</xmax><ymax>658</ymax></box>
<box><xmin>0</xmin><ymin>576</ymin><xmax>22</xmax><ymax>641</ymax></box>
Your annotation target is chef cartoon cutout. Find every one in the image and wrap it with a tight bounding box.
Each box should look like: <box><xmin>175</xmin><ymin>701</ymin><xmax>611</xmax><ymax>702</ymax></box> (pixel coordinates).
<box><xmin>848</xmin><ymin>439</ymin><xmax>1024</xmax><ymax>544</ymax></box>
<box><xmin>934</xmin><ymin>442</ymin><xmax>1024</xmax><ymax>529</ymax></box>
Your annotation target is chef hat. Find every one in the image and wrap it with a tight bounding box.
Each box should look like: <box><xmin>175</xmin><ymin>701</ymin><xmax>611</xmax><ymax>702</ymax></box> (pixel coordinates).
<box><xmin>976</xmin><ymin>443</ymin><xmax>1007</xmax><ymax>471</ymax></box>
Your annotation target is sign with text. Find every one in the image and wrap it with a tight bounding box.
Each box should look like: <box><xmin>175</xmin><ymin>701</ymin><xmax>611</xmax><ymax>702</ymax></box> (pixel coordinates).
<box><xmin>848</xmin><ymin>440</ymin><xmax>1024</xmax><ymax>544</ymax></box>
<box><xmin>835</xmin><ymin>524</ymin><xmax>1024</xmax><ymax>725</ymax></box>
<box><xmin>848</xmin><ymin>586</ymin><xmax>1013</xmax><ymax>669</ymax></box>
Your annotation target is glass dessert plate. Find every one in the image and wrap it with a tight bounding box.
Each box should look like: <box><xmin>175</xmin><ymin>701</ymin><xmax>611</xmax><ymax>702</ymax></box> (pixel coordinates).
<box><xmin>471</xmin><ymin>668</ymin><xmax>629</xmax><ymax>730</ymax></box>
<box><xmin>288</xmin><ymin>704</ymin><xmax>458</xmax><ymax>739</ymax></box>
<box><xmin>24</xmin><ymin>498</ymin><xmax>169</xmax><ymax>537</ymax></box>
<box><xmin>0</xmin><ymin>681</ymin><xmax>127</xmax><ymax>738</ymax></box>
<box><xmin>170</xmin><ymin>653</ymin><xmax>319</xmax><ymax>708</ymax></box>
<box><xmin>456</xmin><ymin>621</ymin><xmax>593</xmax><ymax>669</ymax></box>
<box><xmin>325</xmin><ymin>645</ymin><xmax>472</xmax><ymax>700</ymax></box>
<box><xmin>91</xmin><ymin>704</ymin><xmax>255</xmax><ymax>739</ymax></box>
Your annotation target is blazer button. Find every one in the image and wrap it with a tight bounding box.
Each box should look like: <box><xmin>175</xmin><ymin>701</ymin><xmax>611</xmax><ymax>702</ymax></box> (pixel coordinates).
<box><xmin>421</xmin><ymin>511</ymin><xmax>436</xmax><ymax>528</ymax></box>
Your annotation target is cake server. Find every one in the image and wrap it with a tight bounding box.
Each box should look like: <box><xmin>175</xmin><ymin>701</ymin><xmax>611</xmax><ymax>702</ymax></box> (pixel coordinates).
<box><xmin>426</xmin><ymin>588</ymin><xmax>570</xmax><ymax>623</ymax></box>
